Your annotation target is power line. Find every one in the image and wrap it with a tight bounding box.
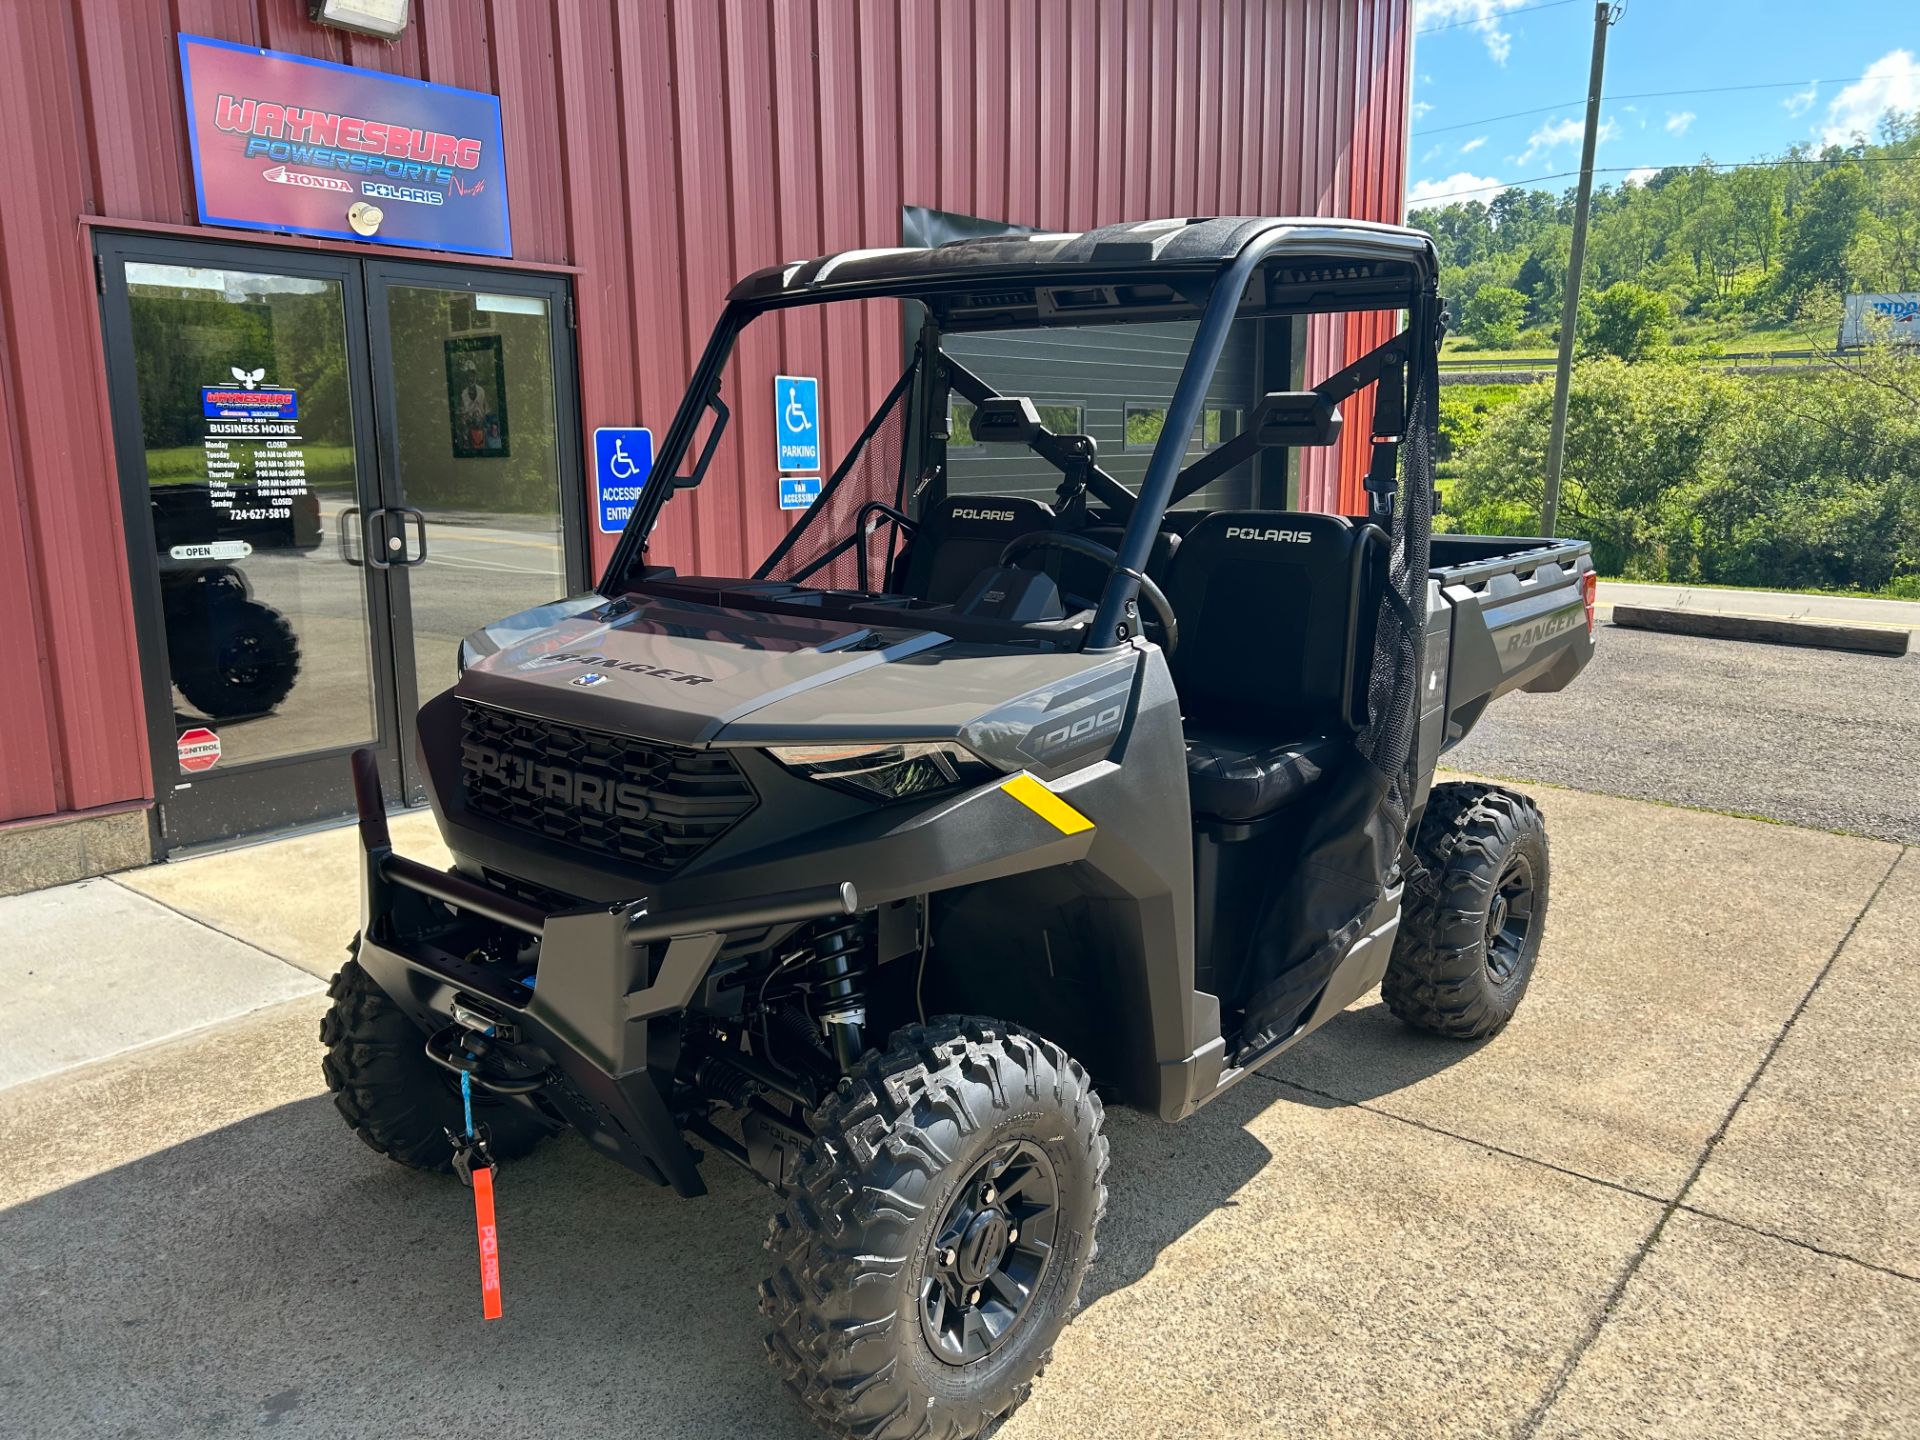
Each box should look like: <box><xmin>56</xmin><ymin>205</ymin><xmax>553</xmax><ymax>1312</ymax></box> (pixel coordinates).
<box><xmin>1414</xmin><ymin>0</ymin><xmax>1581</xmax><ymax>38</ymax></box>
<box><xmin>1413</xmin><ymin>73</ymin><xmax>1879</xmax><ymax>138</ymax></box>
<box><xmin>1408</xmin><ymin>154</ymin><xmax>1920</xmax><ymax>206</ymax></box>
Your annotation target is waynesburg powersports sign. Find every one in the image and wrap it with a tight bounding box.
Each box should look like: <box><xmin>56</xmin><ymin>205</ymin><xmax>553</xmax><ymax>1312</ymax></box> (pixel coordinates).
<box><xmin>178</xmin><ymin>34</ymin><xmax>510</xmax><ymax>257</ymax></box>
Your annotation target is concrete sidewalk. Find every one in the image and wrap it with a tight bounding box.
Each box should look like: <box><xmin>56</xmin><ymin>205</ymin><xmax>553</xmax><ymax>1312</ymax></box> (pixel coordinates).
<box><xmin>2</xmin><ymin>787</ymin><xmax>1915</xmax><ymax>1438</ymax></box>
<box><xmin>1596</xmin><ymin>580</ymin><xmax>1920</xmax><ymax>632</ymax></box>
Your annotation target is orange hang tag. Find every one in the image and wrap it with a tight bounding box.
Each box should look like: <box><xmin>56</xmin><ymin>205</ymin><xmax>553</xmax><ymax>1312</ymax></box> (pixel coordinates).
<box><xmin>472</xmin><ymin>1165</ymin><xmax>504</xmax><ymax>1321</ymax></box>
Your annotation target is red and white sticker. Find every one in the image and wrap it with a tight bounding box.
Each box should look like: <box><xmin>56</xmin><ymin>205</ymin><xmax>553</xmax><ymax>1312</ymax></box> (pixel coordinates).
<box><xmin>177</xmin><ymin>727</ymin><xmax>221</xmax><ymax>773</ymax></box>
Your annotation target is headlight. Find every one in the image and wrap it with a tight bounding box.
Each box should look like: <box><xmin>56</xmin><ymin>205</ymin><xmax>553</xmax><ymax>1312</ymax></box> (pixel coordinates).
<box><xmin>766</xmin><ymin>741</ymin><xmax>996</xmax><ymax>801</ymax></box>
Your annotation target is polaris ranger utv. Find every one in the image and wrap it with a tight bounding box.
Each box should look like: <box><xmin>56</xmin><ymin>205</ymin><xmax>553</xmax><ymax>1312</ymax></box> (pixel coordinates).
<box><xmin>323</xmin><ymin>217</ymin><xmax>1595</xmax><ymax>1438</ymax></box>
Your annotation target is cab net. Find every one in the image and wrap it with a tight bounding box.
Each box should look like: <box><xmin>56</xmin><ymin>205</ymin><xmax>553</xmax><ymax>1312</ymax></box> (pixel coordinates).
<box><xmin>1238</xmin><ymin>311</ymin><xmax>1438</xmax><ymax>1053</ymax></box>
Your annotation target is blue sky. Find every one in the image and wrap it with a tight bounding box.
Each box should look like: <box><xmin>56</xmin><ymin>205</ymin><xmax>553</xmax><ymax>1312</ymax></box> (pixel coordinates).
<box><xmin>1406</xmin><ymin>0</ymin><xmax>1920</xmax><ymax>210</ymax></box>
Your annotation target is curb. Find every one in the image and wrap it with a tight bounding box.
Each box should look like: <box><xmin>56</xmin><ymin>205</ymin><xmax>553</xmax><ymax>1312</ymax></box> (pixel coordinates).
<box><xmin>1610</xmin><ymin>605</ymin><xmax>1911</xmax><ymax>657</ymax></box>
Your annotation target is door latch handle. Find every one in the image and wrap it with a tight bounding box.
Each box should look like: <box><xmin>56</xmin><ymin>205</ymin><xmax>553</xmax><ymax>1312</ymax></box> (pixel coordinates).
<box><xmin>394</xmin><ymin>506</ymin><xmax>429</xmax><ymax>567</ymax></box>
<box><xmin>339</xmin><ymin>505</ymin><xmax>363</xmax><ymax>567</ymax></box>
<box><xmin>364</xmin><ymin>506</ymin><xmax>396</xmax><ymax>570</ymax></box>
<box><xmin>362</xmin><ymin>507</ymin><xmax>428</xmax><ymax>570</ymax></box>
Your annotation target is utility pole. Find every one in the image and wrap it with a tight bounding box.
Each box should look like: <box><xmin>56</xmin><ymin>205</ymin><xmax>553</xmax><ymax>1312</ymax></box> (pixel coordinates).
<box><xmin>1540</xmin><ymin>1</ymin><xmax>1619</xmax><ymax>537</ymax></box>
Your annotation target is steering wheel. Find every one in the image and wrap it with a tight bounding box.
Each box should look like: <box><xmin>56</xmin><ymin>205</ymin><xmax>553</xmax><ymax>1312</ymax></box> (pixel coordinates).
<box><xmin>998</xmin><ymin>532</ymin><xmax>1180</xmax><ymax>656</ymax></box>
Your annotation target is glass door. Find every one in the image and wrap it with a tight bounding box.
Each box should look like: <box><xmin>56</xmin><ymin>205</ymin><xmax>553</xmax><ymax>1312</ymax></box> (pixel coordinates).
<box><xmin>98</xmin><ymin>235</ymin><xmax>406</xmax><ymax>849</ymax></box>
<box><xmin>363</xmin><ymin>265</ymin><xmax>584</xmax><ymax>800</ymax></box>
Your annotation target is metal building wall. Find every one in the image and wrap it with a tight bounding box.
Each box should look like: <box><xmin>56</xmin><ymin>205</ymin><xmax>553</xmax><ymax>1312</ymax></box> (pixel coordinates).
<box><xmin>0</xmin><ymin>0</ymin><xmax>1410</xmax><ymax>826</ymax></box>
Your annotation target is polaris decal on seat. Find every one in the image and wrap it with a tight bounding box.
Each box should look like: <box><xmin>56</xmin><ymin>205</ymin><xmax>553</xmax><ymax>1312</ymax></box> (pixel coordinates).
<box><xmin>1225</xmin><ymin>527</ymin><xmax>1313</xmax><ymax>543</ymax></box>
<box><xmin>522</xmin><ymin>651</ymin><xmax>715</xmax><ymax>685</ymax></box>
<box><xmin>951</xmin><ymin>507</ymin><xmax>1019</xmax><ymax>522</ymax></box>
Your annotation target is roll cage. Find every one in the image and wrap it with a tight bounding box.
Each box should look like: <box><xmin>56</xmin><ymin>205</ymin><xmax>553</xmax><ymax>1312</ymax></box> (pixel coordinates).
<box><xmin>601</xmin><ymin>217</ymin><xmax>1442</xmax><ymax>652</ymax></box>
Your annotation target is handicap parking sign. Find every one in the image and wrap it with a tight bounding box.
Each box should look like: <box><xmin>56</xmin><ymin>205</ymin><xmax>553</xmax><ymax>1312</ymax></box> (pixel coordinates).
<box><xmin>593</xmin><ymin>427</ymin><xmax>653</xmax><ymax>534</ymax></box>
<box><xmin>775</xmin><ymin>375</ymin><xmax>819</xmax><ymax>472</ymax></box>
<box><xmin>779</xmin><ymin>475</ymin><xmax>822</xmax><ymax>511</ymax></box>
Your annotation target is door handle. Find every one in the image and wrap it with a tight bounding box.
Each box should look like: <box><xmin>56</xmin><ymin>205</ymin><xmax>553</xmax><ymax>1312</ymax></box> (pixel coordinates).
<box><xmin>339</xmin><ymin>505</ymin><xmax>363</xmax><ymax>567</ymax></box>
<box><xmin>363</xmin><ymin>507</ymin><xmax>428</xmax><ymax>569</ymax></box>
<box><xmin>364</xmin><ymin>507</ymin><xmax>396</xmax><ymax>570</ymax></box>
<box><xmin>394</xmin><ymin>506</ymin><xmax>429</xmax><ymax>567</ymax></box>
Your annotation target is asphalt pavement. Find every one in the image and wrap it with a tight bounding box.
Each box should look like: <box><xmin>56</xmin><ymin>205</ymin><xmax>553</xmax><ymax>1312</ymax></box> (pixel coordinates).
<box><xmin>1446</xmin><ymin>620</ymin><xmax>1920</xmax><ymax>843</ymax></box>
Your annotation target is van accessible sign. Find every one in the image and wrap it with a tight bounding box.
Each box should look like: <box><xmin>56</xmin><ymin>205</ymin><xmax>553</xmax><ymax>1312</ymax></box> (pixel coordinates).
<box><xmin>178</xmin><ymin>35</ymin><xmax>511</xmax><ymax>257</ymax></box>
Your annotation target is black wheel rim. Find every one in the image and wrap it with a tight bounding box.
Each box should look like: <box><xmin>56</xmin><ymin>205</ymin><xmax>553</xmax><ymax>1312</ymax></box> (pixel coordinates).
<box><xmin>1485</xmin><ymin>852</ymin><xmax>1537</xmax><ymax>983</ymax></box>
<box><xmin>919</xmin><ymin>1139</ymin><xmax>1060</xmax><ymax>1365</ymax></box>
<box><xmin>218</xmin><ymin>629</ymin><xmax>269</xmax><ymax>690</ymax></box>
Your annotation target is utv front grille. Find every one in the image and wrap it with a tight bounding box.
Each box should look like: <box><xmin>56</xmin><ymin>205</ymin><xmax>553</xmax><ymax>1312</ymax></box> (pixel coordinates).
<box><xmin>459</xmin><ymin>701</ymin><xmax>756</xmax><ymax>872</ymax></box>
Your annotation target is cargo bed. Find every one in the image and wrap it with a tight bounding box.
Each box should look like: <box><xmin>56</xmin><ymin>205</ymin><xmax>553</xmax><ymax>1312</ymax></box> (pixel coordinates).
<box><xmin>1422</xmin><ymin>534</ymin><xmax>1596</xmax><ymax>759</ymax></box>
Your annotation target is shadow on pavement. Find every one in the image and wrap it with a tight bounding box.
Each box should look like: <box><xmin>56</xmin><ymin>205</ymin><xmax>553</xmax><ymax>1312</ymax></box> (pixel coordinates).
<box><xmin>1257</xmin><ymin>998</ymin><xmax>1492</xmax><ymax>1107</ymax></box>
<box><xmin>0</xmin><ymin>1020</ymin><xmax>1468</xmax><ymax>1439</ymax></box>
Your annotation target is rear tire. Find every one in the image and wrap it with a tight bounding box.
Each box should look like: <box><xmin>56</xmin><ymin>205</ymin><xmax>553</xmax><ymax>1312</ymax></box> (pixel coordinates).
<box><xmin>320</xmin><ymin>944</ymin><xmax>557</xmax><ymax>1173</ymax></box>
<box><xmin>1382</xmin><ymin>783</ymin><xmax>1550</xmax><ymax>1040</ymax></box>
<box><xmin>760</xmin><ymin>1017</ymin><xmax>1107</xmax><ymax>1440</ymax></box>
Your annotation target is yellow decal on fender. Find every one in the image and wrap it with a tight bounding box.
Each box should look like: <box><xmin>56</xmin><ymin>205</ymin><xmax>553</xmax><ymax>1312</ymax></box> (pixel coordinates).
<box><xmin>1000</xmin><ymin>773</ymin><xmax>1094</xmax><ymax>835</ymax></box>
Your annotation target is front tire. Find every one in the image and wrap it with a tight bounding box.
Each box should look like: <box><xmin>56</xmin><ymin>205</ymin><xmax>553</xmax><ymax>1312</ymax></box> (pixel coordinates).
<box><xmin>761</xmin><ymin>1018</ymin><xmax>1107</xmax><ymax>1440</ymax></box>
<box><xmin>320</xmin><ymin>946</ymin><xmax>557</xmax><ymax>1173</ymax></box>
<box><xmin>1382</xmin><ymin>783</ymin><xmax>1550</xmax><ymax>1039</ymax></box>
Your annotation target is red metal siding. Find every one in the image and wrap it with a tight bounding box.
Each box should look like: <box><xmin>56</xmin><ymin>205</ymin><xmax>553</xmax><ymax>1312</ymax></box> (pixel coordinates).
<box><xmin>0</xmin><ymin>0</ymin><xmax>1410</xmax><ymax>825</ymax></box>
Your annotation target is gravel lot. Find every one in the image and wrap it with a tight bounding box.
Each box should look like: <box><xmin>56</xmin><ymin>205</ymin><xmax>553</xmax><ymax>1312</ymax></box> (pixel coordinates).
<box><xmin>1446</xmin><ymin>622</ymin><xmax>1920</xmax><ymax>843</ymax></box>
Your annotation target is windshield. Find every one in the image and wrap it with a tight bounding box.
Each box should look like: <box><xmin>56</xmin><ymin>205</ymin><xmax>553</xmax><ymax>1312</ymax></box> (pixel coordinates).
<box><xmin>632</xmin><ymin>304</ymin><xmax>1287</xmax><ymax>593</ymax></box>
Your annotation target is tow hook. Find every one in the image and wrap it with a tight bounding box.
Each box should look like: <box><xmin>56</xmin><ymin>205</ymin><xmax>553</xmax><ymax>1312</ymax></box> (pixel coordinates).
<box><xmin>424</xmin><ymin>1009</ymin><xmax>548</xmax><ymax>1096</ymax></box>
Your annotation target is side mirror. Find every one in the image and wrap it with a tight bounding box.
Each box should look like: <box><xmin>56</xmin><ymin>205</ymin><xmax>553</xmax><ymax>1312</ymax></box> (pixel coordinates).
<box><xmin>969</xmin><ymin>396</ymin><xmax>1043</xmax><ymax>445</ymax></box>
<box><xmin>1251</xmin><ymin>391</ymin><xmax>1343</xmax><ymax>447</ymax></box>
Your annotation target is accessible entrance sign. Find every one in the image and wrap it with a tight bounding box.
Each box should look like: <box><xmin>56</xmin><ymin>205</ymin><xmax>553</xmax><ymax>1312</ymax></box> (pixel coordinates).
<box><xmin>775</xmin><ymin>375</ymin><xmax>820</xmax><ymax>471</ymax></box>
<box><xmin>593</xmin><ymin>427</ymin><xmax>653</xmax><ymax>534</ymax></box>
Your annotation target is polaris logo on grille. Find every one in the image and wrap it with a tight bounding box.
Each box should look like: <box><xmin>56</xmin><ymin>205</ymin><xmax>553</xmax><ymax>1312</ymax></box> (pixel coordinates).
<box><xmin>1225</xmin><ymin>527</ymin><xmax>1312</xmax><ymax>543</ymax></box>
<box><xmin>466</xmin><ymin>745</ymin><xmax>652</xmax><ymax>821</ymax></box>
<box><xmin>951</xmin><ymin>507</ymin><xmax>1017</xmax><ymax>522</ymax></box>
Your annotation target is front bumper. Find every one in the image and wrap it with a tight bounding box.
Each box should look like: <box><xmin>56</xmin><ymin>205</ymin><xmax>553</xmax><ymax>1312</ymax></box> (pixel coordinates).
<box><xmin>347</xmin><ymin>749</ymin><xmax>854</xmax><ymax>1194</ymax></box>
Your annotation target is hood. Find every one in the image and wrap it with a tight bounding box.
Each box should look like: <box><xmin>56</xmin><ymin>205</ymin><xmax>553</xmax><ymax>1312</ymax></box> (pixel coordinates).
<box><xmin>455</xmin><ymin>592</ymin><xmax>948</xmax><ymax>746</ymax></box>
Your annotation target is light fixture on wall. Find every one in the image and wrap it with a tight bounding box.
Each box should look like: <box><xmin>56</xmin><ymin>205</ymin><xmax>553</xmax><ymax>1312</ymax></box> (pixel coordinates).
<box><xmin>309</xmin><ymin>0</ymin><xmax>410</xmax><ymax>40</ymax></box>
<box><xmin>347</xmin><ymin>202</ymin><xmax>385</xmax><ymax>237</ymax></box>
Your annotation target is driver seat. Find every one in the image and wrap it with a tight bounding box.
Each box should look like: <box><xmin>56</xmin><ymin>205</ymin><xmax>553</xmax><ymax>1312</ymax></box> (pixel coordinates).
<box><xmin>897</xmin><ymin>495</ymin><xmax>1055</xmax><ymax>604</ymax></box>
<box><xmin>1161</xmin><ymin>511</ymin><xmax>1368</xmax><ymax>823</ymax></box>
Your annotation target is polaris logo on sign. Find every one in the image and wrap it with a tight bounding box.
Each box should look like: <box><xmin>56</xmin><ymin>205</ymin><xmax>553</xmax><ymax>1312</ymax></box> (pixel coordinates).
<box><xmin>1225</xmin><ymin>527</ymin><xmax>1312</xmax><ymax>543</ymax></box>
<box><xmin>952</xmin><ymin>508</ymin><xmax>1018</xmax><ymax>522</ymax></box>
<box><xmin>466</xmin><ymin>746</ymin><xmax>652</xmax><ymax>821</ymax></box>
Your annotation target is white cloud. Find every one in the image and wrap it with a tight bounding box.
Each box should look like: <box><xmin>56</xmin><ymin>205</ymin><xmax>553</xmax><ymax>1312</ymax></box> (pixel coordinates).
<box><xmin>1460</xmin><ymin>134</ymin><xmax>1489</xmax><ymax>154</ymax></box>
<box><xmin>1414</xmin><ymin>0</ymin><xmax>1536</xmax><ymax>66</ymax></box>
<box><xmin>1412</xmin><ymin>99</ymin><xmax>1436</xmax><ymax>121</ymax></box>
<box><xmin>1421</xmin><ymin>142</ymin><xmax>1446</xmax><ymax>163</ymax></box>
<box><xmin>1623</xmin><ymin>167</ymin><xmax>1660</xmax><ymax>188</ymax></box>
<box><xmin>1512</xmin><ymin>114</ymin><xmax>1617</xmax><ymax>168</ymax></box>
<box><xmin>1783</xmin><ymin>82</ymin><xmax>1818</xmax><ymax>117</ymax></box>
<box><xmin>1664</xmin><ymin>110</ymin><xmax>1696</xmax><ymax>136</ymax></box>
<box><xmin>1821</xmin><ymin>50</ymin><xmax>1920</xmax><ymax>146</ymax></box>
<box><xmin>1407</xmin><ymin>171</ymin><xmax>1504</xmax><ymax>210</ymax></box>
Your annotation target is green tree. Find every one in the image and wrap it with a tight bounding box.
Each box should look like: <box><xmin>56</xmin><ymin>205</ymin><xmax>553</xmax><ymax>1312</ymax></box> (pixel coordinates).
<box><xmin>1461</xmin><ymin>285</ymin><xmax>1527</xmax><ymax>347</ymax></box>
<box><xmin>1779</xmin><ymin>163</ymin><xmax>1869</xmax><ymax>301</ymax></box>
<box><xmin>1581</xmin><ymin>282</ymin><xmax>1670</xmax><ymax>361</ymax></box>
<box><xmin>1726</xmin><ymin>165</ymin><xmax>1785</xmax><ymax>274</ymax></box>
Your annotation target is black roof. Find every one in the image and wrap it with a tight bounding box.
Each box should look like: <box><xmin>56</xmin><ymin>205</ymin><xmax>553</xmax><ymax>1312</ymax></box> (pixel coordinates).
<box><xmin>729</xmin><ymin>216</ymin><xmax>1438</xmax><ymax>303</ymax></box>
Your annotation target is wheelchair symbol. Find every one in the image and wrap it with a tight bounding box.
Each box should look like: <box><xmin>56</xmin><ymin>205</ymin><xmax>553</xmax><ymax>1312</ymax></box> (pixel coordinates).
<box><xmin>607</xmin><ymin>438</ymin><xmax>640</xmax><ymax>480</ymax></box>
<box><xmin>783</xmin><ymin>385</ymin><xmax>813</xmax><ymax>433</ymax></box>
